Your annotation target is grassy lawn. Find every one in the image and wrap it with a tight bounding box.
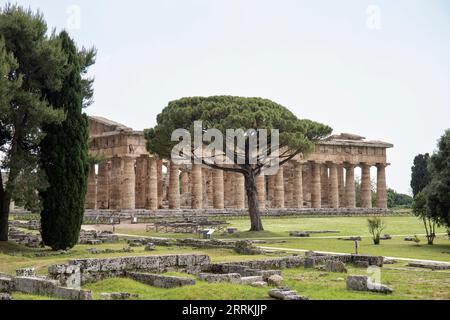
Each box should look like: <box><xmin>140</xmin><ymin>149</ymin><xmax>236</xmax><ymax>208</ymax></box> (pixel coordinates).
<box><xmin>113</xmin><ymin>215</ymin><xmax>450</xmax><ymax>262</ymax></box>
<box><xmin>3</xmin><ymin>214</ymin><xmax>450</xmax><ymax>300</ymax></box>
<box><xmin>11</xmin><ymin>264</ymin><xmax>450</xmax><ymax>300</ymax></box>
<box><xmin>0</xmin><ymin>241</ymin><xmax>275</xmax><ymax>275</ymax></box>
<box><xmin>82</xmin><ymin>265</ymin><xmax>450</xmax><ymax>300</ymax></box>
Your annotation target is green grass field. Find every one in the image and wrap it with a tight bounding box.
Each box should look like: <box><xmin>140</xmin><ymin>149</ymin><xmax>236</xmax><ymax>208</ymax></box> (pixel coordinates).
<box><xmin>2</xmin><ymin>215</ymin><xmax>450</xmax><ymax>300</ymax></box>
<box><xmin>115</xmin><ymin>215</ymin><xmax>450</xmax><ymax>262</ymax></box>
<box><xmin>11</xmin><ymin>265</ymin><xmax>450</xmax><ymax>300</ymax></box>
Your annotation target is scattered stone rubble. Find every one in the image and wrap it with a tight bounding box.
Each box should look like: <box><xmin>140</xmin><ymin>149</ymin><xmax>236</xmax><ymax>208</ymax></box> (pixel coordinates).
<box><xmin>127</xmin><ymin>272</ymin><xmax>196</xmax><ymax>288</ymax></box>
<box><xmin>407</xmin><ymin>262</ymin><xmax>450</xmax><ymax>271</ymax></box>
<box><xmin>233</xmin><ymin>240</ymin><xmax>263</xmax><ymax>255</ymax></box>
<box><xmin>100</xmin><ymin>292</ymin><xmax>139</xmax><ymax>300</ymax></box>
<box><xmin>9</xmin><ymin>220</ymin><xmax>40</xmax><ymax>231</ymax></box>
<box><xmin>290</xmin><ymin>230</ymin><xmax>340</xmax><ymax>237</ymax></box>
<box><xmin>268</xmin><ymin>288</ymin><xmax>309</xmax><ymax>300</ymax></box>
<box><xmin>304</xmin><ymin>251</ymin><xmax>384</xmax><ymax>268</ymax></box>
<box><xmin>347</xmin><ymin>275</ymin><xmax>394</xmax><ymax>294</ymax></box>
<box><xmin>324</xmin><ymin>260</ymin><xmax>348</xmax><ymax>273</ymax></box>
<box><xmin>78</xmin><ymin>230</ymin><xmax>120</xmax><ymax>245</ymax></box>
<box><xmin>8</xmin><ymin>227</ymin><xmax>42</xmax><ymax>248</ymax></box>
<box><xmin>87</xmin><ymin>247</ymin><xmax>134</xmax><ymax>255</ymax></box>
<box><xmin>0</xmin><ymin>293</ymin><xmax>12</xmax><ymax>300</ymax></box>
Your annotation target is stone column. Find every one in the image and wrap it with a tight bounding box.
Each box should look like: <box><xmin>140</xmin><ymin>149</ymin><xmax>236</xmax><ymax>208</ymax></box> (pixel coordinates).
<box><xmin>213</xmin><ymin>169</ymin><xmax>224</xmax><ymax>209</ymax></box>
<box><xmin>329</xmin><ymin>163</ymin><xmax>339</xmax><ymax>209</ymax></box>
<box><xmin>109</xmin><ymin>156</ymin><xmax>122</xmax><ymax>210</ymax></box>
<box><xmin>284</xmin><ymin>170</ymin><xmax>293</xmax><ymax>208</ymax></box>
<box><xmin>274</xmin><ymin>167</ymin><xmax>285</xmax><ymax>208</ymax></box>
<box><xmin>361</xmin><ymin>163</ymin><xmax>372</xmax><ymax>208</ymax></box>
<box><xmin>168</xmin><ymin>161</ymin><xmax>180</xmax><ymax>209</ymax></box>
<box><xmin>377</xmin><ymin>164</ymin><xmax>388</xmax><ymax>209</ymax></box>
<box><xmin>180</xmin><ymin>171</ymin><xmax>189</xmax><ymax>194</ymax></box>
<box><xmin>97</xmin><ymin>162</ymin><xmax>110</xmax><ymax>209</ymax></box>
<box><xmin>235</xmin><ymin>173</ymin><xmax>246</xmax><ymax>209</ymax></box>
<box><xmin>191</xmin><ymin>164</ymin><xmax>203</xmax><ymax>209</ymax></box>
<box><xmin>85</xmin><ymin>163</ymin><xmax>97</xmax><ymax>209</ymax></box>
<box><xmin>268</xmin><ymin>175</ymin><xmax>275</xmax><ymax>207</ymax></box>
<box><xmin>338</xmin><ymin>164</ymin><xmax>345</xmax><ymax>208</ymax></box>
<box><xmin>256</xmin><ymin>175</ymin><xmax>266</xmax><ymax>210</ymax></box>
<box><xmin>121</xmin><ymin>156</ymin><xmax>136</xmax><ymax>210</ymax></box>
<box><xmin>293</xmin><ymin>163</ymin><xmax>303</xmax><ymax>208</ymax></box>
<box><xmin>135</xmin><ymin>155</ymin><xmax>148</xmax><ymax>209</ymax></box>
<box><xmin>345</xmin><ymin>164</ymin><xmax>356</xmax><ymax>209</ymax></box>
<box><xmin>205</xmin><ymin>169</ymin><xmax>214</xmax><ymax>208</ymax></box>
<box><xmin>321</xmin><ymin>165</ymin><xmax>329</xmax><ymax>207</ymax></box>
<box><xmin>157</xmin><ymin>160</ymin><xmax>163</xmax><ymax>207</ymax></box>
<box><xmin>147</xmin><ymin>157</ymin><xmax>159</xmax><ymax>210</ymax></box>
<box><xmin>311</xmin><ymin>162</ymin><xmax>321</xmax><ymax>208</ymax></box>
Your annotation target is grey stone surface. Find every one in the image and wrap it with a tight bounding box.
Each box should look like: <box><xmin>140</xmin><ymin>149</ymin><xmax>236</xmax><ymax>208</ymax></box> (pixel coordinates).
<box><xmin>0</xmin><ymin>277</ymin><xmax>12</xmax><ymax>293</ymax></box>
<box><xmin>48</xmin><ymin>254</ymin><xmax>210</xmax><ymax>286</ymax></box>
<box><xmin>100</xmin><ymin>292</ymin><xmax>139</xmax><ymax>300</ymax></box>
<box><xmin>407</xmin><ymin>262</ymin><xmax>450</xmax><ymax>270</ymax></box>
<box><xmin>325</xmin><ymin>260</ymin><xmax>347</xmax><ymax>273</ymax></box>
<box><xmin>12</xmin><ymin>277</ymin><xmax>92</xmax><ymax>300</ymax></box>
<box><xmin>268</xmin><ymin>288</ymin><xmax>308</xmax><ymax>300</ymax></box>
<box><xmin>15</xmin><ymin>268</ymin><xmax>36</xmax><ymax>277</ymax></box>
<box><xmin>0</xmin><ymin>293</ymin><xmax>12</xmax><ymax>300</ymax></box>
<box><xmin>347</xmin><ymin>275</ymin><xmax>394</xmax><ymax>294</ymax></box>
<box><xmin>240</xmin><ymin>276</ymin><xmax>264</xmax><ymax>285</ymax></box>
<box><xmin>267</xmin><ymin>275</ymin><xmax>284</xmax><ymax>287</ymax></box>
<box><xmin>127</xmin><ymin>272</ymin><xmax>196</xmax><ymax>288</ymax></box>
<box><xmin>198</xmin><ymin>273</ymin><xmax>242</xmax><ymax>284</ymax></box>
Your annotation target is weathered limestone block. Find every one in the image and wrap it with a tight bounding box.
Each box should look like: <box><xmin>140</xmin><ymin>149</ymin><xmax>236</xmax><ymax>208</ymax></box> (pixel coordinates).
<box><xmin>0</xmin><ymin>293</ymin><xmax>12</xmax><ymax>300</ymax></box>
<box><xmin>100</xmin><ymin>292</ymin><xmax>139</xmax><ymax>300</ymax></box>
<box><xmin>268</xmin><ymin>288</ymin><xmax>308</xmax><ymax>300</ymax></box>
<box><xmin>240</xmin><ymin>276</ymin><xmax>264</xmax><ymax>285</ymax></box>
<box><xmin>347</xmin><ymin>275</ymin><xmax>393</xmax><ymax>294</ymax></box>
<box><xmin>198</xmin><ymin>273</ymin><xmax>241</xmax><ymax>284</ymax></box>
<box><xmin>324</xmin><ymin>260</ymin><xmax>347</xmax><ymax>273</ymax></box>
<box><xmin>0</xmin><ymin>277</ymin><xmax>12</xmax><ymax>293</ymax></box>
<box><xmin>16</xmin><ymin>268</ymin><xmax>36</xmax><ymax>278</ymax></box>
<box><xmin>48</xmin><ymin>264</ymin><xmax>81</xmax><ymax>288</ymax></box>
<box><xmin>12</xmin><ymin>277</ymin><xmax>92</xmax><ymax>300</ymax></box>
<box><xmin>407</xmin><ymin>262</ymin><xmax>450</xmax><ymax>270</ymax></box>
<box><xmin>127</xmin><ymin>272</ymin><xmax>196</xmax><ymax>288</ymax></box>
<box><xmin>234</xmin><ymin>240</ymin><xmax>262</xmax><ymax>255</ymax></box>
<box><xmin>267</xmin><ymin>274</ymin><xmax>284</xmax><ymax>287</ymax></box>
<box><xmin>258</xmin><ymin>270</ymin><xmax>283</xmax><ymax>281</ymax></box>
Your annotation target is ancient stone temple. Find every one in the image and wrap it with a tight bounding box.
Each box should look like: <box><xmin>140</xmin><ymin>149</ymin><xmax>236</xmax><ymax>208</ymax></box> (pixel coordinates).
<box><xmin>86</xmin><ymin>117</ymin><xmax>393</xmax><ymax>213</ymax></box>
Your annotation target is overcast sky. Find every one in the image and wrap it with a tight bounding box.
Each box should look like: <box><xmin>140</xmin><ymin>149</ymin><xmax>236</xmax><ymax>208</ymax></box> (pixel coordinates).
<box><xmin>5</xmin><ymin>0</ymin><xmax>450</xmax><ymax>194</ymax></box>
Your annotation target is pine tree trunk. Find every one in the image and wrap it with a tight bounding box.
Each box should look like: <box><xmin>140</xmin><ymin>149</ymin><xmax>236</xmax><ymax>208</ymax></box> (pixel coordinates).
<box><xmin>244</xmin><ymin>171</ymin><xmax>264</xmax><ymax>231</ymax></box>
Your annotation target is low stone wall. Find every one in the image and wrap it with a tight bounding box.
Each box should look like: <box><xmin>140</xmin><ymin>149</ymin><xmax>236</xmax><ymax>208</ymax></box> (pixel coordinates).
<box><xmin>85</xmin><ymin>207</ymin><xmax>393</xmax><ymax>220</ymax></box>
<box><xmin>127</xmin><ymin>272</ymin><xmax>196</xmax><ymax>288</ymax></box>
<box><xmin>305</xmin><ymin>252</ymin><xmax>384</xmax><ymax>268</ymax></box>
<box><xmin>11</xmin><ymin>277</ymin><xmax>92</xmax><ymax>300</ymax></box>
<box><xmin>211</xmin><ymin>256</ymin><xmax>305</xmax><ymax>270</ymax></box>
<box><xmin>48</xmin><ymin>254</ymin><xmax>211</xmax><ymax>286</ymax></box>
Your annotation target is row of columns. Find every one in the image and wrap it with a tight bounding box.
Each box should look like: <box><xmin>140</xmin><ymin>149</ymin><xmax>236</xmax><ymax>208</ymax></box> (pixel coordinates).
<box><xmin>85</xmin><ymin>156</ymin><xmax>388</xmax><ymax>211</ymax></box>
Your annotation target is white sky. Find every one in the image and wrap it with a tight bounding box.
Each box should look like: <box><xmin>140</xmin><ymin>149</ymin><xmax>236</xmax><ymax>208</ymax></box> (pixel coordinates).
<box><xmin>5</xmin><ymin>0</ymin><xmax>450</xmax><ymax>194</ymax></box>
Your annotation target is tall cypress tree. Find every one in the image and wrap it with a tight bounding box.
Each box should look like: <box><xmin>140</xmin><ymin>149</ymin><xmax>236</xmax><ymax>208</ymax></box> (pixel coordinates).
<box><xmin>40</xmin><ymin>31</ymin><xmax>95</xmax><ymax>250</ymax></box>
